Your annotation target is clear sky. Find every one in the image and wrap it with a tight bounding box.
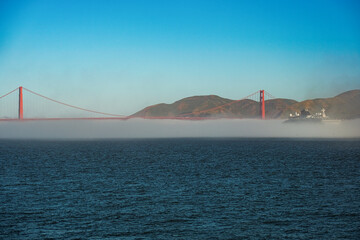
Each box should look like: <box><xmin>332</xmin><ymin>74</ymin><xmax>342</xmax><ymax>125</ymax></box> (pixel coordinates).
<box><xmin>0</xmin><ymin>0</ymin><xmax>359</xmax><ymax>114</ymax></box>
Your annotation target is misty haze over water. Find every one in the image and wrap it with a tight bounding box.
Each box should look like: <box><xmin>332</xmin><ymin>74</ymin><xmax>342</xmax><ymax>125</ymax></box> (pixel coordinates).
<box><xmin>0</xmin><ymin>119</ymin><xmax>359</xmax><ymax>139</ymax></box>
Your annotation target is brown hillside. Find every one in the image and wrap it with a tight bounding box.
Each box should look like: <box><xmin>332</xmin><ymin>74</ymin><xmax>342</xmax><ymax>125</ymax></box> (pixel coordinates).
<box><xmin>265</xmin><ymin>99</ymin><xmax>298</xmax><ymax>118</ymax></box>
<box><xmin>132</xmin><ymin>95</ymin><xmax>233</xmax><ymax>117</ymax></box>
<box><xmin>185</xmin><ymin>99</ymin><xmax>259</xmax><ymax>118</ymax></box>
<box><xmin>132</xmin><ymin>90</ymin><xmax>360</xmax><ymax>119</ymax></box>
<box><xmin>281</xmin><ymin>90</ymin><xmax>360</xmax><ymax>119</ymax></box>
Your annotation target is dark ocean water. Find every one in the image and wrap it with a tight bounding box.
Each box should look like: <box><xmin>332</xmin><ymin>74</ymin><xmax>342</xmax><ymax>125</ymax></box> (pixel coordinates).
<box><xmin>1</xmin><ymin>138</ymin><xmax>360</xmax><ymax>239</ymax></box>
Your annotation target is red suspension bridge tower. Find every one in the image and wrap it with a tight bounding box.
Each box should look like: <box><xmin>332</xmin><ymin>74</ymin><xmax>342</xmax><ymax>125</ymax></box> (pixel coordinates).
<box><xmin>18</xmin><ymin>86</ymin><xmax>23</xmax><ymax>120</ymax></box>
<box><xmin>260</xmin><ymin>90</ymin><xmax>265</xmax><ymax>120</ymax></box>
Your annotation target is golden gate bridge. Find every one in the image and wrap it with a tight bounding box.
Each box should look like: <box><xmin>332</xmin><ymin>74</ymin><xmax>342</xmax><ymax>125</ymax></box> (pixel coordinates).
<box><xmin>0</xmin><ymin>86</ymin><xmax>275</xmax><ymax>121</ymax></box>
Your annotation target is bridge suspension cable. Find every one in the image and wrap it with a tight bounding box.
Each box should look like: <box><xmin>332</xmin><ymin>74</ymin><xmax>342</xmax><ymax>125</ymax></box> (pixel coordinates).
<box><xmin>264</xmin><ymin>90</ymin><xmax>276</xmax><ymax>99</ymax></box>
<box><xmin>22</xmin><ymin>87</ymin><xmax>126</xmax><ymax>117</ymax></box>
<box><xmin>0</xmin><ymin>87</ymin><xmax>19</xmax><ymax>99</ymax></box>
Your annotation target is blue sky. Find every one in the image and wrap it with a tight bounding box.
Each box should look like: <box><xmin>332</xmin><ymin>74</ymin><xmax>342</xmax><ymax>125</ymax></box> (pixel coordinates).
<box><xmin>0</xmin><ymin>0</ymin><xmax>359</xmax><ymax>114</ymax></box>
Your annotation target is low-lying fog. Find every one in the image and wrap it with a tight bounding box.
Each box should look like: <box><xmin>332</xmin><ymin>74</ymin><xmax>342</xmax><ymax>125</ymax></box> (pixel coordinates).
<box><xmin>0</xmin><ymin>119</ymin><xmax>359</xmax><ymax>139</ymax></box>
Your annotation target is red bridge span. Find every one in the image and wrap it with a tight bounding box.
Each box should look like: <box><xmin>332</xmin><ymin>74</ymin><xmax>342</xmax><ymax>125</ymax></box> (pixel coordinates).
<box><xmin>0</xmin><ymin>87</ymin><xmax>274</xmax><ymax>121</ymax></box>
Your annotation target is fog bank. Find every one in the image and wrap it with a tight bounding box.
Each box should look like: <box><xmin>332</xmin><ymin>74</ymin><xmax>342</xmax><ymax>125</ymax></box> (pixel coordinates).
<box><xmin>0</xmin><ymin>119</ymin><xmax>359</xmax><ymax>139</ymax></box>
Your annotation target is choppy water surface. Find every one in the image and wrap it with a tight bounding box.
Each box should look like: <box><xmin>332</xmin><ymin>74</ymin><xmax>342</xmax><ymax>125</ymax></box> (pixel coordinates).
<box><xmin>1</xmin><ymin>139</ymin><xmax>360</xmax><ymax>239</ymax></box>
